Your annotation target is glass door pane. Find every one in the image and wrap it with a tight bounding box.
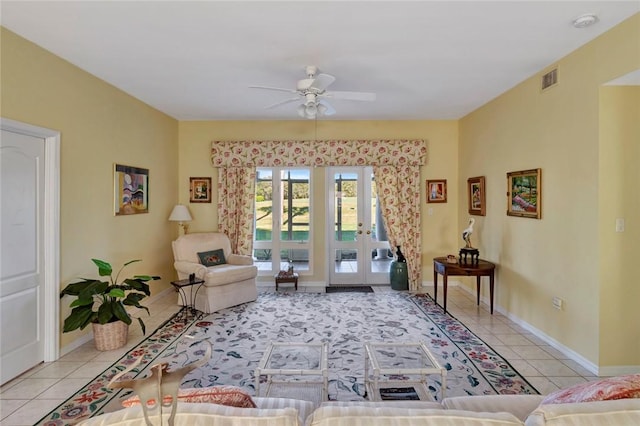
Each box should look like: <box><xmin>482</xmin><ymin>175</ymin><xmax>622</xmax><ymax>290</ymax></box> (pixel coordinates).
<box><xmin>328</xmin><ymin>167</ymin><xmax>390</xmax><ymax>285</ymax></box>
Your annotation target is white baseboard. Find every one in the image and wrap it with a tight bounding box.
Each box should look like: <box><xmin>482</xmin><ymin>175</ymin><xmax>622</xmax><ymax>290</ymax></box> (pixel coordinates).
<box><xmin>434</xmin><ymin>282</ymin><xmax>640</xmax><ymax>377</ymax></box>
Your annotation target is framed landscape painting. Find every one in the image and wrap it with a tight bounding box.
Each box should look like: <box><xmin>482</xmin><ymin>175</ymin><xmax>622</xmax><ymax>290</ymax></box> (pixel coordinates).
<box><xmin>114</xmin><ymin>164</ymin><xmax>148</xmax><ymax>216</ymax></box>
<box><xmin>426</xmin><ymin>179</ymin><xmax>447</xmax><ymax>203</ymax></box>
<box><xmin>467</xmin><ymin>176</ymin><xmax>486</xmax><ymax>216</ymax></box>
<box><xmin>507</xmin><ymin>168</ymin><xmax>541</xmax><ymax>219</ymax></box>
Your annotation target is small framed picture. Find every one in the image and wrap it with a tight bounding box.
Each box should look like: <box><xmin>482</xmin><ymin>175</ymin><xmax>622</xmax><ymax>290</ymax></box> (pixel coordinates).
<box><xmin>114</xmin><ymin>164</ymin><xmax>149</xmax><ymax>216</ymax></box>
<box><xmin>189</xmin><ymin>177</ymin><xmax>212</xmax><ymax>203</ymax></box>
<box><xmin>467</xmin><ymin>176</ymin><xmax>486</xmax><ymax>216</ymax></box>
<box><xmin>426</xmin><ymin>179</ymin><xmax>447</xmax><ymax>203</ymax></box>
<box><xmin>507</xmin><ymin>168</ymin><xmax>541</xmax><ymax>219</ymax></box>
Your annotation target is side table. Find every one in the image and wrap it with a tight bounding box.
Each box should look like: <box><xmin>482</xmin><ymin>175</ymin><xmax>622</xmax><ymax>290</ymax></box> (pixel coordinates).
<box><xmin>364</xmin><ymin>341</ymin><xmax>446</xmax><ymax>401</ymax></box>
<box><xmin>275</xmin><ymin>272</ymin><xmax>298</xmax><ymax>291</ymax></box>
<box><xmin>255</xmin><ymin>341</ymin><xmax>328</xmax><ymax>405</ymax></box>
<box><xmin>171</xmin><ymin>278</ymin><xmax>205</xmax><ymax>316</ymax></box>
<box><xmin>433</xmin><ymin>257</ymin><xmax>496</xmax><ymax>314</ymax></box>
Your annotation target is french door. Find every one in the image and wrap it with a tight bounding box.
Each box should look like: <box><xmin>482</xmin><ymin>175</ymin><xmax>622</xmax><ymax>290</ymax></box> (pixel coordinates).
<box><xmin>327</xmin><ymin>167</ymin><xmax>391</xmax><ymax>285</ymax></box>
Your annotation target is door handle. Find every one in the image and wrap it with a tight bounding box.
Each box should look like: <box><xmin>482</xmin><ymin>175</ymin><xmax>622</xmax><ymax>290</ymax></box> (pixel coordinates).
<box><xmin>358</xmin><ymin>230</ymin><xmax>363</xmax><ymax>234</ymax></box>
<box><xmin>366</xmin><ymin>230</ymin><xmax>371</xmax><ymax>235</ymax></box>
<box><xmin>358</xmin><ymin>223</ymin><xmax>363</xmax><ymax>227</ymax></box>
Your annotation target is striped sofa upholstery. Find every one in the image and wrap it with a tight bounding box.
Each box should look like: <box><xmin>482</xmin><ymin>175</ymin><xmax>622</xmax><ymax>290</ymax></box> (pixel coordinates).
<box><xmin>79</xmin><ymin>396</ymin><xmax>640</xmax><ymax>426</ymax></box>
<box><xmin>79</xmin><ymin>402</ymin><xmax>300</xmax><ymax>426</ymax></box>
<box><xmin>305</xmin><ymin>405</ymin><xmax>523</xmax><ymax>426</ymax></box>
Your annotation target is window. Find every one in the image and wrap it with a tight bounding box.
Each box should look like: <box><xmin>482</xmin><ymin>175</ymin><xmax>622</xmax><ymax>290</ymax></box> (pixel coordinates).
<box><xmin>254</xmin><ymin>168</ymin><xmax>312</xmax><ymax>274</ymax></box>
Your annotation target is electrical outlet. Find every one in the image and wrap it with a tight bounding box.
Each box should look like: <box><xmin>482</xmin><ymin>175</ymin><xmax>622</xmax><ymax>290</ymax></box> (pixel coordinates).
<box><xmin>428</xmin><ymin>207</ymin><xmax>434</xmax><ymax>216</ymax></box>
<box><xmin>616</xmin><ymin>218</ymin><xmax>625</xmax><ymax>233</ymax></box>
<box><xmin>552</xmin><ymin>297</ymin><xmax>563</xmax><ymax>310</ymax></box>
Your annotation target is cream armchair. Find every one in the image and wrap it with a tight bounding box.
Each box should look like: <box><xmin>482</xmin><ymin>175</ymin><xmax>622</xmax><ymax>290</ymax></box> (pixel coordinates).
<box><xmin>172</xmin><ymin>232</ymin><xmax>258</xmax><ymax>313</ymax></box>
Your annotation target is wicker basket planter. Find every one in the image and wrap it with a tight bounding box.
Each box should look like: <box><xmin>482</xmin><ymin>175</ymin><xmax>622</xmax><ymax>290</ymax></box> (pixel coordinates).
<box><xmin>92</xmin><ymin>321</ymin><xmax>129</xmax><ymax>351</ymax></box>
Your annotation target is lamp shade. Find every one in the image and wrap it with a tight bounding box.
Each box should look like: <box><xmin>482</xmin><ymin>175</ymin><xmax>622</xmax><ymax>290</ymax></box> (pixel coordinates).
<box><xmin>168</xmin><ymin>204</ymin><xmax>192</xmax><ymax>222</ymax></box>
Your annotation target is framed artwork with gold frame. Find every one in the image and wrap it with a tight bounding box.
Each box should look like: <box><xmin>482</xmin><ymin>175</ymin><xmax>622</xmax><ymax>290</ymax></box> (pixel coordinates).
<box><xmin>507</xmin><ymin>169</ymin><xmax>541</xmax><ymax>219</ymax></box>
<box><xmin>467</xmin><ymin>176</ymin><xmax>486</xmax><ymax>216</ymax></box>
<box><xmin>189</xmin><ymin>177</ymin><xmax>211</xmax><ymax>203</ymax></box>
<box><xmin>426</xmin><ymin>179</ymin><xmax>447</xmax><ymax>203</ymax></box>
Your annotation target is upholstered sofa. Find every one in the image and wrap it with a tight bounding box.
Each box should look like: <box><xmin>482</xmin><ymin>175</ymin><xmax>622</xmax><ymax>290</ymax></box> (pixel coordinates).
<box><xmin>172</xmin><ymin>232</ymin><xmax>258</xmax><ymax>313</ymax></box>
<box><xmin>79</xmin><ymin>394</ymin><xmax>640</xmax><ymax>426</ymax></box>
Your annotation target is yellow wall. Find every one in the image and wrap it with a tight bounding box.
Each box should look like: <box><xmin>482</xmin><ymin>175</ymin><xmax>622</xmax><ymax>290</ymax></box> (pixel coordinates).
<box><xmin>1</xmin><ymin>28</ymin><xmax>180</xmax><ymax>349</ymax></box>
<box><xmin>178</xmin><ymin>120</ymin><xmax>459</xmax><ymax>284</ymax></box>
<box><xmin>459</xmin><ymin>14</ymin><xmax>640</xmax><ymax>369</ymax></box>
<box><xmin>598</xmin><ymin>86</ymin><xmax>640</xmax><ymax>369</ymax></box>
<box><xmin>3</xmin><ymin>11</ymin><xmax>638</xmax><ymax>370</ymax></box>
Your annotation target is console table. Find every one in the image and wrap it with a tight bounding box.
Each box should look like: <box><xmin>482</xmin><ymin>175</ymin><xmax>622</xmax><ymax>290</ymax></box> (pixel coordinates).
<box><xmin>433</xmin><ymin>257</ymin><xmax>496</xmax><ymax>314</ymax></box>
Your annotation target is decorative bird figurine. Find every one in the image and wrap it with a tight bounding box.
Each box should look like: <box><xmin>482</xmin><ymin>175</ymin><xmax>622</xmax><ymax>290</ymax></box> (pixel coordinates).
<box><xmin>462</xmin><ymin>218</ymin><xmax>475</xmax><ymax>248</ymax></box>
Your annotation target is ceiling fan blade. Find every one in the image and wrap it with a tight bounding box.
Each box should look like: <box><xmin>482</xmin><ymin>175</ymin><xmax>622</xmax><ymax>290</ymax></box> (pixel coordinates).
<box><xmin>264</xmin><ymin>97</ymin><xmax>300</xmax><ymax>109</ymax></box>
<box><xmin>249</xmin><ymin>85</ymin><xmax>298</xmax><ymax>94</ymax></box>
<box><xmin>309</xmin><ymin>73</ymin><xmax>336</xmax><ymax>92</ymax></box>
<box><xmin>318</xmin><ymin>99</ymin><xmax>336</xmax><ymax>116</ymax></box>
<box><xmin>324</xmin><ymin>91</ymin><xmax>376</xmax><ymax>101</ymax></box>
<box><xmin>296</xmin><ymin>78</ymin><xmax>315</xmax><ymax>91</ymax></box>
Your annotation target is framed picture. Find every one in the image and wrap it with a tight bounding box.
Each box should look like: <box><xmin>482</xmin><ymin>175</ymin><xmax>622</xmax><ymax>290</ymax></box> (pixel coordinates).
<box><xmin>467</xmin><ymin>176</ymin><xmax>486</xmax><ymax>216</ymax></box>
<box><xmin>426</xmin><ymin>179</ymin><xmax>447</xmax><ymax>203</ymax></box>
<box><xmin>189</xmin><ymin>177</ymin><xmax>212</xmax><ymax>203</ymax></box>
<box><xmin>507</xmin><ymin>168</ymin><xmax>541</xmax><ymax>219</ymax></box>
<box><xmin>114</xmin><ymin>164</ymin><xmax>149</xmax><ymax>216</ymax></box>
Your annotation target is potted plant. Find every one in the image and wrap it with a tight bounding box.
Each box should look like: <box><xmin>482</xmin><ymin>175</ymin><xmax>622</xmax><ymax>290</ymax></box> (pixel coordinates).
<box><xmin>60</xmin><ymin>258</ymin><xmax>160</xmax><ymax>350</ymax></box>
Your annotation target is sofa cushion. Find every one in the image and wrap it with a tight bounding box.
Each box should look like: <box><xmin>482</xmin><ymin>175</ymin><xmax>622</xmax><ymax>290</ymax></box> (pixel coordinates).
<box><xmin>204</xmin><ymin>263</ymin><xmax>257</xmax><ymax>286</ymax></box>
<box><xmin>254</xmin><ymin>397</ymin><xmax>317</xmax><ymax>424</ymax></box>
<box><xmin>540</xmin><ymin>374</ymin><xmax>640</xmax><ymax>405</ymax></box>
<box><xmin>443</xmin><ymin>395</ymin><xmax>545</xmax><ymax>422</ymax></box>
<box><xmin>319</xmin><ymin>401</ymin><xmax>443</xmax><ymax>410</ymax></box>
<box><xmin>79</xmin><ymin>402</ymin><xmax>300</xmax><ymax>426</ymax></box>
<box><xmin>524</xmin><ymin>398</ymin><xmax>640</xmax><ymax>426</ymax></box>
<box><xmin>306</xmin><ymin>406</ymin><xmax>524</xmax><ymax>426</ymax></box>
<box><xmin>198</xmin><ymin>249</ymin><xmax>227</xmax><ymax>266</ymax></box>
<box><xmin>121</xmin><ymin>386</ymin><xmax>256</xmax><ymax>408</ymax></box>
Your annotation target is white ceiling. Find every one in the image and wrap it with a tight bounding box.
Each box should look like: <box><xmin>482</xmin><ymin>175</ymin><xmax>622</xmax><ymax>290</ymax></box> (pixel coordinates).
<box><xmin>1</xmin><ymin>1</ymin><xmax>638</xmax><ymax>121</ymax></box>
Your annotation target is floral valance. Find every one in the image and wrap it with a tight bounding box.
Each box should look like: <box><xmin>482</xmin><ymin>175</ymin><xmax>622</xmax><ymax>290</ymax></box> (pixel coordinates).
<box><xmin>211</xmin><ymin>139</ymin><xmax>427</xmax><ymax>167</ymax></box>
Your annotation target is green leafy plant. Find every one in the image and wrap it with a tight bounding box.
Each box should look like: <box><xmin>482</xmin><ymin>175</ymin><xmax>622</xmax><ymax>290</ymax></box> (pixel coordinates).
<box><xmin>60</xmin><ymin>259</ymin><xmax>160</xmax><ymax>335</ymax></box>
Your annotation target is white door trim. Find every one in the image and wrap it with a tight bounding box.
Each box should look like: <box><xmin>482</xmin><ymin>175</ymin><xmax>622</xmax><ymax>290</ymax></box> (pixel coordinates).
<box><xmin>1</xmin><ymin>118</ymin><xmax>60</xmax><ymax>362</ymax></box>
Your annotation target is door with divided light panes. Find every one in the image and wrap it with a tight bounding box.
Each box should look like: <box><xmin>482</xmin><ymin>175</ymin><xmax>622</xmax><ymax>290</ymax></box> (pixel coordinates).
<box><xmin>327</xmin><ymin>167</ymin><xmax>391</xmax><ymax>285</ymax></box>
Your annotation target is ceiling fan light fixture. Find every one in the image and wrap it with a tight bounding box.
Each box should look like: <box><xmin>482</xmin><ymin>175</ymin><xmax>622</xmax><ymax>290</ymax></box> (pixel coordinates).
<box><xmin>297</xmin><ymin>103</ymin><xmax>317</xmax><ymax>119</ymax></box>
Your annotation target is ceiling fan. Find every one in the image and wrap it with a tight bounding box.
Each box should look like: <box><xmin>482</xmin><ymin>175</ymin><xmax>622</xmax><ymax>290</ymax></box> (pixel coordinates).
<box><xmin>249</xmin><ymin>65</ymin><xmax>376</xmax><ymax>119</ymax></box>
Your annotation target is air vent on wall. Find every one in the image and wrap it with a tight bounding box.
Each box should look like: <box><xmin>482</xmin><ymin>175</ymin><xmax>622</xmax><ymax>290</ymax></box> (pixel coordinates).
<box><xmin>541</xmin><ymin>67</ymin><xmax>558</xmax><ymax>91</ymax></box>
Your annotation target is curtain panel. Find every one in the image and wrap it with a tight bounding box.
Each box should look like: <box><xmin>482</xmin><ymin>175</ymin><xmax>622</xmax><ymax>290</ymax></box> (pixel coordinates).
<box><xmin>212</xmin><ymin>139</ymin><xmax>426</xmax><ymax>289</ymax></box>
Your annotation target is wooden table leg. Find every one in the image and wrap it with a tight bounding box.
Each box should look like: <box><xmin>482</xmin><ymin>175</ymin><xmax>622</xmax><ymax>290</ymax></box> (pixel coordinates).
<box><xmin>489</xmin><ymin>271</ymin><xmax>495</xmax><ymax>314</ymax></box>
<box><xmin>433</xmin><ymin>268</ymin><xmax>438</xmax><ymax>304</ymax></box>
<box><xmin>443</xmin><ymin>273</ymin><xmax>448</xmax><ymax>314</ymax></box>
<box><xmin>476</xmin><ymin>276</ymin><xmax>481</xmax><ymax>307</ymax></box>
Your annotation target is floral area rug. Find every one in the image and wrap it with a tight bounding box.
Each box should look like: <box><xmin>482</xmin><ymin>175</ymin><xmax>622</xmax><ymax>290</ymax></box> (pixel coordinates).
<box><xmin>37</xmin><ymin>291</ymin><xmax>538</xmax><ymax>425</ymax></box>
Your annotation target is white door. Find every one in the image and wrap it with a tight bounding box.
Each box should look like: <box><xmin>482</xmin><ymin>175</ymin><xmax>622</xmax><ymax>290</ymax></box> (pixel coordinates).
<box><xmin>327</xmin><ymin>167</ymin><xmax>391</xmax><ymax>285</ymax></box>
<box><xmin>1</xmin><ymin>129</ymin><xmax>46</xmax><ymax>384</ymax></box>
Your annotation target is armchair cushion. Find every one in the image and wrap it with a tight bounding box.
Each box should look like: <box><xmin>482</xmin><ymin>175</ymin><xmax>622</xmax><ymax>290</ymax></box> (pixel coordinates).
<box><xmin>198</xmin><ymin>249</ymin><xmax>226</xmax><ymax>267</ymax></box>
<box><xmin>203</xmin><ymin>263</ymin><xmax>257</xmax><ymax>287</ymax></box>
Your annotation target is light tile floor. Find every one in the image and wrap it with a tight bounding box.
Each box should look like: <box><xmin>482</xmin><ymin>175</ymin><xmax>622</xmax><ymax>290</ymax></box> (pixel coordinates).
<box><xmin>1</xmin><ymin>285</ymin><xmax>598</xmax><ymax>425</ymax></box>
